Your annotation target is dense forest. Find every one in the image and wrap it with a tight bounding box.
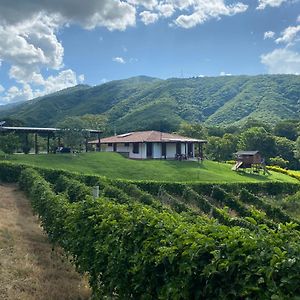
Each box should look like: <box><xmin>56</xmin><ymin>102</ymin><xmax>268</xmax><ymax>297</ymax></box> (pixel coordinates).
<box><xmin>0</xmin><ymin>74</ymin><xmax>299</xmax><ymax>132</ymax></box>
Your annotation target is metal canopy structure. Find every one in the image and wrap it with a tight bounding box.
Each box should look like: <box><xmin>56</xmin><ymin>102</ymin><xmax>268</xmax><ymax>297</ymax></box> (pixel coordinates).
<box><xmin>0</xmin><ymin>125</ymin><xmax>102</xmax><ymax>154</ymax></box>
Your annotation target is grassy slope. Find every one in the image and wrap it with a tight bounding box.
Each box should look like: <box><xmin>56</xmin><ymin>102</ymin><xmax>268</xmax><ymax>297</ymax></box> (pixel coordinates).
<box><xmin>6</xmin><ymin>152</ymin><xmax>298</xmax><ymax>183</ymax></box>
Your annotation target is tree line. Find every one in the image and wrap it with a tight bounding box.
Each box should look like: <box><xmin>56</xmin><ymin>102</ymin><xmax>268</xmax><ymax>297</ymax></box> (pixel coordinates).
<box><xmin>177</xmin><ymin>119</ymin><xmax>300</xmax><ymax>169</ymax></box>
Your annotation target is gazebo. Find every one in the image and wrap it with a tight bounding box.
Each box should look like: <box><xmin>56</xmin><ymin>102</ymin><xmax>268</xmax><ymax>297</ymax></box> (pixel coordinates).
<box><xmin>0</xmin><ymin>123</ymin><xmax>102</xmax><ymax>154</ymax></box>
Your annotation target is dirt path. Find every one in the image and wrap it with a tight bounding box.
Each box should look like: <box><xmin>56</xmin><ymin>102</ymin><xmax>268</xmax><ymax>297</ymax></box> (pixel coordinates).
<box><xmin>0</xmin><ymin>183</ymin><xmax>91</xmax><ymax>300</ymax></box>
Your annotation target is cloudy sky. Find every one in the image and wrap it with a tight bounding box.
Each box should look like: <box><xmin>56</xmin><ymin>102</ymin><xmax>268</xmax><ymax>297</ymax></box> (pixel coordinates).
<box><xmin>0</xmin><ymin>0</ymin><xmax>299</xmax><ymax>104</ymax></box>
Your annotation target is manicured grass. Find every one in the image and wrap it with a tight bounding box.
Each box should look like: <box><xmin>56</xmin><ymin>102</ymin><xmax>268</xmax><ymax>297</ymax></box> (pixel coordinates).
<box><xmin>4</xmin><ymin>152</ymin><xmax>299</xmax><ymax>183</ymax></box>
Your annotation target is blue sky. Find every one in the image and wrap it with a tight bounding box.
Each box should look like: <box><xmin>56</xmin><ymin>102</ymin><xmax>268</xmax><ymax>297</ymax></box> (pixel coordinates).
<box><xmin>0</xmin><ymin>0</ymin><xmax>299</xmax><ymax>104</ymax></box>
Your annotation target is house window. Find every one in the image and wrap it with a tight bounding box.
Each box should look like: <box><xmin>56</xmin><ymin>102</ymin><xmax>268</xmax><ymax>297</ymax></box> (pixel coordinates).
<box><xmin>124</xmin><ymin>143</ymin><xmax>129</xmax><ymax>147</ymax></box>
<box><xmin>133</xmin><ymin>143</ymin><xmax>139</xmax><ymax>154</ymax></box>
<box><xmin>108</xmin><ymin>143</ymin><xmax>112</xmax><ymax>147</ymax></box>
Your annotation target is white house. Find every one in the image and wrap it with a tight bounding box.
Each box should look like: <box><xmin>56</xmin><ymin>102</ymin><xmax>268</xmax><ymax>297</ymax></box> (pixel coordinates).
<box><xmin>89</xmin><ymin>130</ymin><xmax>206</xmax><ymax>160</ymax></box>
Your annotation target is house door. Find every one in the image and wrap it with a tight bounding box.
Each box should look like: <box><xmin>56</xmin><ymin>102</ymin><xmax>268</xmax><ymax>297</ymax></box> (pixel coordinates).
<box><xmin>113</xmin><ymin>144</ymin><xmax>117</xmax><ymax>152</ymax></box>
<box><xmin>146</xmin><ymin>142</ymin><xmax>153</xmax><ymax>158</ymax></box>
<box><xmin>176</xmin><ymin>142</ymin><xmax>181</xmax><ymax>155</ymax></box>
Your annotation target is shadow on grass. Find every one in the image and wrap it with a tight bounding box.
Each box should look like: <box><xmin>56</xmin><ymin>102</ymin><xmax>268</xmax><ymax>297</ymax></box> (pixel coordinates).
<box><xmin>235</xmin><ymin>170</ymin><xmax>272</xmax><ymax>181</ymax></box>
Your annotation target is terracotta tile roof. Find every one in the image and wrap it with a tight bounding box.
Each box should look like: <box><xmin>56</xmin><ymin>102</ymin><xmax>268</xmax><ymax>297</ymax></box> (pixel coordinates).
<box><xmin>89</xmin><ymin>131</ymin><xmax>206</xmax><ymax>144</ymax></box>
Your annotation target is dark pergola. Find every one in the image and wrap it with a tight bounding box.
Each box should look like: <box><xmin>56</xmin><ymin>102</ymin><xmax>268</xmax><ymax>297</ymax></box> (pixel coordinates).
<box><xmin>0</xmin><ymin>126</ymin><xmax>102</xmax><ymax>154</ymax></box>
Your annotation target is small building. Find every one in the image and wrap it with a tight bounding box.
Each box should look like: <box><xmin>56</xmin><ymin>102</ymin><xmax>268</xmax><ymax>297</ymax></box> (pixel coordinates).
<box><xmin>89</xmin><ymin>130</ymin><xmax>207</xmax><ymax>160</ymax></box>
<box><xmin>232</xmin><ymin>151</ymin><xmax>262</xmax><ymax>171</ymax></box>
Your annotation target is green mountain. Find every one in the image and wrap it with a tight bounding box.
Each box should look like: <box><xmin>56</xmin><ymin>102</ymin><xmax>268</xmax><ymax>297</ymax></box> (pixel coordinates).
<box><xmin>0</xmin><ymin>75</ymin><xmax>299</xmax><ymax>130</ymax></box>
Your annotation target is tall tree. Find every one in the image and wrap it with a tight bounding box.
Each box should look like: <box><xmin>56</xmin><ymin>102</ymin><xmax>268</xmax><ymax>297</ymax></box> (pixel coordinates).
<box><xmin>238</xmin><ymin>127</ymin><xmax>276</xmax><ymax>160</ymax></box>
<box><xmin>57</xmin><ymin>117</ymin><xmax>89</xmax><ymax>151</ymax></box>
<box><xmin>177</xmin><ymin>122</ymin><xmax>207</xmax><ymax>139</ymax></box>
<box><xmin>274</xmin><ymin>120</ymin><xmax>299</xmax><ymax>141</ymax></box>
<box><xmin>0</xmin><ymin>133</ymin><xmax>20</xmax><ymax>154</ymax></box>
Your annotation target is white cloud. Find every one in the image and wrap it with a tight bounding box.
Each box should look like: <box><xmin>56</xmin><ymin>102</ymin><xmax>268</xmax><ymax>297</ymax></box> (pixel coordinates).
<box><xmin>127</xmin><ymin>0</ymin><xmax>158</xmax><ymax>10</ymax></box>
<box><xmin>0</xmin><ymin>84</ymin><xmax>4</xmax><ymax>93</ymax></box>
<box><xmin>173</xmin><ymin>1</ymin><xmax>248</xmax><ymax>29</ymax></box>
<box><xmin>264</xmin><ymin>31</ymin><xmax>275</xmax><ymax>39</ymax></box>
<box><xmin>0</xmin><ymin>14</ymin><xmax>64</xmax><ymax>84</ymax></box>
<box><xmin>140</xmin><ymin>11</ymin><xmax>159</xmax><ymax>25</ymax></box>
<box><xmin>257</xmin><ymin>0</ymin><xmax>287</xmax><ymax>9</ymax></box>
<box><xmin>220</xmin><ymin>71</ymin><xmax>232</xmax><ymax>76</ymax></box>
<box><xmin>113</xmin><ymin>57</ymin><xmax>126</xmax><ymax>64</ymax></box>
<box><xmin>257</xmin><ymin>0</ymin><xmax>293</xmax><ymax>10</ymax></box>
<box><xmin>297</xmin><ymin>15</ymin><xmax>300</xmax><ymax>22</ymax></box>
<box><xmin>2</xmin><ymin>69</ymin><xmax>79</xmax><ymax>103</ymax></box>
<box><xmin>275</xmin><ymin>25</ymin><xmax>300</xmax><ymax>45</ymax></box>
<box><xmin>3</xmin><ymin>84</ymin><xmax>33</xmax><ymax>103</ymax></box>
<box><xmin>0</xmin><ymin>1</ymin><xmax>136</xmax><ymax>31</ymax></box>
<box><xmin>156</xmin><ymin>4</ymin><xmax>175</xmax><ymax>18</ymax></box>
<box><xmin>261</xmin><ymin>48</ymin><xmax>300</xmax><ymax>74</ymax></box>
<box><xmin>78</xmin><ymin>74</ymin><xmax>85</xmax><ymax>83</ymax></box>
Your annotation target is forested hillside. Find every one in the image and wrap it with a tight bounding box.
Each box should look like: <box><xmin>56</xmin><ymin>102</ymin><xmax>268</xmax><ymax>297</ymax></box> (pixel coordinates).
<box><xmin>0</xmin><ymin>74</ymin><xmax>299</xmax><ymax>131</ymax></box>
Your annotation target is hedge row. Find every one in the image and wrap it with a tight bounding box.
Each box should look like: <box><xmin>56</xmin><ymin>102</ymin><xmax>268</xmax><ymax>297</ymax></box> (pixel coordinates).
<box><xmin>268</xmin><ymin>166</ymin><xmax>300</xmax><ymax>181</ymax></box>
<box><xmin>54</xmin><ymin>174</ymin><xmax>91</xmax><ymax>203</ymax></box>
<box><xmin>239</xmin><ymin>189</ymin><xmax>299</xmax><ymax>226</ymax></box>
<box><xmin>1</xmin><ymin>161</ymin><xmax>299</xmax><ymax>197</ymax></box>
<box><xmin>15</xmin><ymin>167</ymin><xmax>300</xmax><ymax>299</ymax></box>
<box><xmin>211</xmin><ymin>187</ymin><xmax>276</xmax><ymax>228</ymax></box>
<box><xmin>134</xmin><ymin>179</ymin><xmax>300</xmax><ymax>197</ymax></box>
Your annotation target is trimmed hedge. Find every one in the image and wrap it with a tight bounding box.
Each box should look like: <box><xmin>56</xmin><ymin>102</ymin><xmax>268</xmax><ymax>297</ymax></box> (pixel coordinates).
<box><xmin>268</xmin><ymin>166</ymin><xmax>300</xmax><ymax>181</ymax></box>
<box><xmin>239</xmin><ymin>189</ymin><xmax>298</xmax><ymax>225</ymax></box>
<box><xmin>54</xmin><ymin>175</ymin><xmax>91</xmax><ymax>203</ymax></box>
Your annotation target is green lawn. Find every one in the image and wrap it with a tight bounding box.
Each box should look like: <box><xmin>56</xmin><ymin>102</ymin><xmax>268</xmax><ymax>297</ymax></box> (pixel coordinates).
<box><xmin>4</xmin><ymin>152</ymin><xmax>299</xmax><ymax>183</ymax></box>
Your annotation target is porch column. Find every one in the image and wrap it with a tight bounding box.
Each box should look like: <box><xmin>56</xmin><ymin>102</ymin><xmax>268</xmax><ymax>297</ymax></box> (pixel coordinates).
<box><xmin>97</xmin><ymin>133</ymin><xmax>101</xmax><ymax>152</ymax></box>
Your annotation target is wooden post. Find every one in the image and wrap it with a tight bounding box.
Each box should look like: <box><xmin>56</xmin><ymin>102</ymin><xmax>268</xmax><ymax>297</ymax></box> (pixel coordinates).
<box><xmin>34</xmin><ymin>133</ymin><xmax>38</xmax><ymax>154</ymax></box>
<box><xmin>185</xmin><ymin>142</ymin><xmax>187</xmax><ymax>158</ymax></box>
<box><xmin>47</xmin><ymin>133</ymin><xmax>50</xmax><ymax>154</ymax></box>
<box><xmin>97</xmin><ymin>133</ymin><xmax>101</xmax><ymax>152</ymax></box>
<box><xmin>24</xmin><ymin>133</ymin><xmax>29</xmax><ymax>154</ymax></box>
<box><xmin>199</xmin><ymin>143</ymin><xmax>203</xmax><ymax>159</ymax></box>
<box><xmin>85</xmin><ymin>137</ymin><xmax>88</xmax><ymax>152</ymax></box>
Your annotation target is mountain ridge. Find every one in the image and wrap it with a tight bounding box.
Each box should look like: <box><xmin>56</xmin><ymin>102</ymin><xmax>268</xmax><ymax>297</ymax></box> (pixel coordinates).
<box><xmin>0</xmin><ymin>74</ymin><xmax>299</xmax><ymax>130</ymax></box>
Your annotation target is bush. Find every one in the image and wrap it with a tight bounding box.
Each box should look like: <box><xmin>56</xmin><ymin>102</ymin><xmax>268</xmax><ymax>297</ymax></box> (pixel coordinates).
<box><xmin>269</xmin><ymin>157</ymin><xmax>289</xmax><ymax>168</ymax></box>
<box><xmin>0</xmin><ymin>161</ymin><xmax>25</xmax><ymax>182</ymax></box>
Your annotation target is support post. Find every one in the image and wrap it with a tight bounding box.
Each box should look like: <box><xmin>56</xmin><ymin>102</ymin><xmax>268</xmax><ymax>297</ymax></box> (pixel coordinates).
<box><xmin>24</xmin><ymin>133</ymin><xmax>29</xmax><ymax>154</ymax></box>
<box><xmin>199</xmin><ymin>143</ymin><xmax>203</xmax><ymax>159</ymax></box>
<box><xmin>97</xmin><ymin>133</ymin><xmax>101</xmax><ymax>152</ymax></box>
<box><xmin>47</xmin><ymin>133</ymin><xmax>50</xmax><ymax>154</ymax></box>
<box><xmin>85</xmin><ymin>137</ymin><xmax>88</xmax><ymax>153</ymax></box>
<box><xmin>34</xmin><ymin>133</ymin><xmax>38</xmax><ymax>154</ymax></box>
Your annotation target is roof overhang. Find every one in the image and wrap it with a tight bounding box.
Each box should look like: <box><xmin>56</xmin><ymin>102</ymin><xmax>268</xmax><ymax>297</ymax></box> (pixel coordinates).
<box><xmin>0</xmin><ymin>126</ymin><xmax>103</xmax><ymax>134</ymax></box>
